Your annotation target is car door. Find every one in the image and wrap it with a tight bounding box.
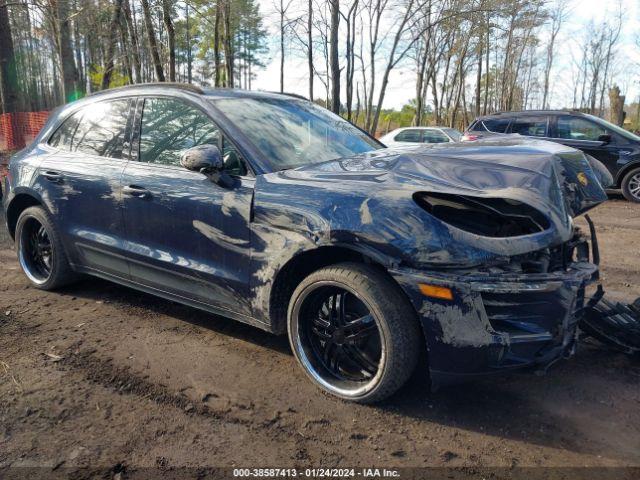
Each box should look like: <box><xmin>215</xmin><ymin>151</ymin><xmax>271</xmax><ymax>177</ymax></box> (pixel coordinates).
<box><xmin>549</xmin><ymin>115</ymin><xmax>621</xmax><ymax>177</ymax></box>
<box><xmin>121</xmin><ymin>96</ymin><xmax>254</xmax><ymax>316</ymax></box>
<box><xmin>37</xmin><ymin>98</ymin><xmax>134</xmax><ymax>278</ymax></box>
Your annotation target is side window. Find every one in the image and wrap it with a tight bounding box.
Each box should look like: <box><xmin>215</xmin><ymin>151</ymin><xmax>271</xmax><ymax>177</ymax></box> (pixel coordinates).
<box><xmin>139</xmin><ymin>98</ymin><xmax>220</xmax><ymax>167</ymax></box>
<box><xmin>222</xmin><ymin>136</ymin><xmax>248</xmax><ymax>176</ymax></box>
<box><xmin>423</xmin><ymin>130</ymin><xmax>450</xmax><ymax>143</ymax></box>
<box><xmin>395</xmin><ymin>129</ymin><xmax>422</xmax><ymax>143</ymax></box>
<box><xmin>470</xmin><ymin>121</ymin><xmax>484</xmax><ymax>132</ymax></box>
<box><xmin>480</xmin><ymin>118</ymin><xmax>510</xmax><ymax>133</ymax></box>
<box><xmin>48</xmin><ymin>113</ymin><xmax>81</xmax><ymax>150</ymax></box>
<box><xmin>556</xmin><ymin>116</ymin><xmax>606</xmax><ymax>141</ymax></box>
<box><xmin>511</xmin><ymin>116</ymin><xmax>548</xmax><ymax>137</ymax></box>
<box><xmin>71</xmin><ymin>100</ymin><xmax>131</xmax><ymax>158</ymax></box>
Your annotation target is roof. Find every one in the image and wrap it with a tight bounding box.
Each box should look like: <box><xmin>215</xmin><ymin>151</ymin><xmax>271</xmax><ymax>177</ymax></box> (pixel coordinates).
<box><xmin>476</xmin><ymin>109</ymin><xmax>587</xmax><ymax>119</ymax></box>
<box><xmin>89</xmin><ymin>83</ymin><xmax>310</xmax><ymax>102</ymax></box>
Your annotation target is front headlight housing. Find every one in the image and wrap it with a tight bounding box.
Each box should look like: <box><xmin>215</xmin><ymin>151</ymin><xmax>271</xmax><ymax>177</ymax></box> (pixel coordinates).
<box><xmin>413</xmin><ymin>192</ymin><xmax>550</xmax><ymax>238</ymax></box>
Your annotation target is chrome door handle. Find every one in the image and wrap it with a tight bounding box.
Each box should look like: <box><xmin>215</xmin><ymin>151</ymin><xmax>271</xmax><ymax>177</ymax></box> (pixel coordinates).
<box><xmin>122</xmin><ymin>185</ymin><xmax>151</xmax><ymax>199</ymax></box>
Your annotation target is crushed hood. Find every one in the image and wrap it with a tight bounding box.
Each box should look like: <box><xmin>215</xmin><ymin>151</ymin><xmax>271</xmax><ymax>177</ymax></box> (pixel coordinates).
<box><xmin>295</xmin><ymin>137</ymin><xmax>609</xmax><ymax>219</ymax></box>
<box><xmin>255</xmin><ymin>138</ymin><xmax>609</xmax><ymax>267</ymax></box>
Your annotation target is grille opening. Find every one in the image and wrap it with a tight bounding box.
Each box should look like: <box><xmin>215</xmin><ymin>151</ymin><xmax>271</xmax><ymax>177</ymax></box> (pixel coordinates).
<box><xmin>414</xmin><ymin>192</ymin><xmax>550</xmax><ymax>238</ymax></box>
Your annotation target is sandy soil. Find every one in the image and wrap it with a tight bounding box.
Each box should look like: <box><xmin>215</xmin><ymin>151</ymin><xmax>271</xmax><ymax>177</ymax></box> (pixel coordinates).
<box><xmin>0</xmin><ymin>199</ymin><xmax>639</xmax><ymax>476</ymax></box>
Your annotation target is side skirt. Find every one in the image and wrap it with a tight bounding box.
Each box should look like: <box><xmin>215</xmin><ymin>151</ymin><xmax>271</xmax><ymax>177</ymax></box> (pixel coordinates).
<box><xmin>70</xmin><ymin>263</ymin><xmax>275</xmax><ymax>333</ymax></box>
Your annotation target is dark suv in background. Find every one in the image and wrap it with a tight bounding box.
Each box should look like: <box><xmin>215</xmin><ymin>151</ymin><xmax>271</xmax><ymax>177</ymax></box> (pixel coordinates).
<box><xmin>466</xmin><ymin>110</ymin><xmax>640</xmax><ymax>202</ymax></box>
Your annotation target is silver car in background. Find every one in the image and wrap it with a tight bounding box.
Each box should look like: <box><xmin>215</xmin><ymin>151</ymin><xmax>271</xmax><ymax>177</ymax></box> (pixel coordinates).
<box><xmin>379</xmin><ymin>126</ymin><xmax>462</xmax><ymax>147</ymax></box>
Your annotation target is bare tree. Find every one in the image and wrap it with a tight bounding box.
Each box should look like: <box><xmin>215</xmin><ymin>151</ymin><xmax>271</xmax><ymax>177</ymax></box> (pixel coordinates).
<box><xmin>329</xmin><ymin>0</ymin><xmax>340</xmax><ymax>113</ymax></box>
<box><xmin>275</xmin><ymin>0</ymin><xmax>294</xmax><ymax>92</ymax></box>
<box><xmin>122</xmin><ymin>0</ymin><xmax>141</xmax><ymax>83</ymax></box>
<box><xmin>308</xmin><ymin>0</ymin><xmax>313</xmax><ymax>99</ymax></box>
<box><xmin>214</xmin><ymin>0</ymin><xmax>222</xmax><ymax>87</ymax></box>
<box><xmin>542</xmin><ymin>0</ymin><xmax>568</xmax><ymax>109</ymax></box>
<box><xmin>102</xmin><ymin>0</ymin><xmax>125</xmax><ymax>89</ymax></box>
<box><xmin>56</xmin><ymin>0</ymin><xmax>79</xmax><ymax>99</ymax></box>
<box><xmin>343</xmin><ymin>0</ymin><xmax>359</xmax><ymax>120</ymax></box>
<box><xmin>223</xmin><ymin>0</ymin><xmax>234</xmax><ymax>87</ymax></box>
<box><xmin>141</xmin><ymin>0</ymin><xmax>165</xmax><ymax>82</ymax></box>
<box><xmin>162</xmin><ymin>0</ymin><xmax>176</xmax><ymax>82</ymax></box>
<box><xmin>0</xmin><ymin>1</ymin><xmax>19</xmax><ymax>113</ymax></box>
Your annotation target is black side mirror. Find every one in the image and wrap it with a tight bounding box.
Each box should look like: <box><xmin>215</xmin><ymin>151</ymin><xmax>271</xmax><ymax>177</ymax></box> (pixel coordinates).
<box><xmin>180</xmin><ymin>144</ymin><xmax>223</xmax><ymax>173</ymax></box>
<box><xmin>598</xmin><ymin>134</ymin><xmax>612</xmax><ymax>145</ymax></box>
<box><xmin>180</xmin><ymin>144</ymin><xmax>233</xmax><ymax>187</ymax></box>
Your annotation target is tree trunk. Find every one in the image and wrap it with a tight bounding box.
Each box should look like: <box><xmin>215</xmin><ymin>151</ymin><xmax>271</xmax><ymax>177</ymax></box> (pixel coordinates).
<box><xmin>280</xmin><ymin>0</ymin><xmax>285</xmax><ymax>92</ymax></box>
<box><xmin>118</xmin><ymin>13</ymin><xmax>133</xmax><ymax>84</ymax></box>
<box><xmin>141</xmin><ymin>0</ymin><xmax>165</xmax><ymax>82</ymax></box>
<box><xmin>483</xmin><ymin>13</ymin><xmax>490</xmax><ymax>114</ymax></box>
<box><xmin>162</xmin><ymin>0</ymin><xmax>176</xmax><ymax>82</ymax></box>
<box><xmin>223</xmin><ymin>0</ymin><xmax>234</xmax><ymax>87</ymax></box>
<box><xmin>329</xmin><ymin>0</ymin><xmax>340</xmax><ymax>114</ymax></box>
<box><xmin>308</xmin><ymin>0</ymin><xmax>313</xmax><ymax>100</ymax></box>
<box><xmin>608</xmin><ymin>86</ymin><xmax>625</xmax><ymax>126</ymax></box>
<box><xmin>475</xmin><ymin>37</ymin><xmax>482</xmax><ymax>117</ymax></box>
<box><xmin>214</xmin><ymin>1</ymin><xmax>221</xmax><ymax>87</ymax></box>
<box><xmin>0</xmin><ymin>1</ymin><xmax>19</xmax><ymax>113</ymax></box>
<box><xmin>186</xmin><ymin>2</ymin><xmax>192</xmax><ymax>83</ymax></box>
<box><xmin>101</xmin><ymin>0</ymin><xmax>124</xmax><ymax>90</ymax></box>
<box><xmin>122</xmin><ymin>0</ymin><xmax>141</xmax><ymax>83</ymax></box>
<box><xmin>72</xmin><ymin>0</ymin><xmax>85</xmax><ymax>93</ymax></box>
<box><xmin>56</xmin><ymin>0</ymin><xmax>79</xmax><ymax>100</ymax></box>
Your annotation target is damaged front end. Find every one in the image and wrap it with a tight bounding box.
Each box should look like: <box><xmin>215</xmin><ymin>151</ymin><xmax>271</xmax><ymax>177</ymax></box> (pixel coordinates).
<box><xmin>262</xmin><ymin>138</ymin><xmax>636</xmax><ymax>385</ymax></box>
<box><xmin>383</xmin><ymin>139</ymin><xmax>619</xmax><ymax>385</ymax></box>
<box><xmin>391</xmin><ymin>222</ymin><xmax>602</xmax><ymax>386</ymax></box>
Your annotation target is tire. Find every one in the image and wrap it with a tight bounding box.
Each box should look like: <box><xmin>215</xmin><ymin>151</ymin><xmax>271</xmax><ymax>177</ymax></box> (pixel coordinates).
<box><xmin>287</xmin><ymin>262</ymin><xmax>421</xmax><ymax>403</ymax></box>
<box><xmin>15</xmin><ymin>206</ymin><xmax>76</xmax><ymax>290</ymax></box>
<box><xmin>621</xmin><ymin>167</ymin><xmax>640</xmax><ymax>203</ymax></box>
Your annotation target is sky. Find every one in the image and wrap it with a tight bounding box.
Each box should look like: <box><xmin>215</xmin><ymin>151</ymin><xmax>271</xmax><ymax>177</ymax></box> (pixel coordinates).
<box><xmin>251</xmin><ymin>0</ymin><xmax>640</xmax><ymax>110</ymax></box>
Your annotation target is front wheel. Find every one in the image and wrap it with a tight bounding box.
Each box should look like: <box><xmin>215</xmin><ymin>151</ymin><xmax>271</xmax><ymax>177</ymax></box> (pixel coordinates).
<box><xmin>287</xmin><ymin>263</ymin><xmax>421</xmax><ymax>403</ymax></box>
<box><xmin>621</xmin><ymin>167</ymin><xmax>640</xmax><ymax>203</ymax></box>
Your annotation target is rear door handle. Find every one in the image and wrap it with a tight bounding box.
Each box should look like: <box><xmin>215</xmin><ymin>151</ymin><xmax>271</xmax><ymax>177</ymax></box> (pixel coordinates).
<box><xmin>43</xmin><ymin>170</ymin><xmax>62</xmax><ymax>182</ymax></box>
<box><xmin>122</xmin><ymin>185</ymin><xmax>151</xmax><ymax>199</ymax></box>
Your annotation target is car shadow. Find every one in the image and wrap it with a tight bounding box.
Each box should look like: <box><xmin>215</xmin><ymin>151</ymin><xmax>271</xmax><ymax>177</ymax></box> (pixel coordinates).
<box><xmin>60</xmin><ymin>276</ymin><xmax>293</xmax><ymax>355</ymax></box>
<box><xmin>60</xmin><ymin>277</ymin><xmax>639</xmax><ymax>462</ymax></box>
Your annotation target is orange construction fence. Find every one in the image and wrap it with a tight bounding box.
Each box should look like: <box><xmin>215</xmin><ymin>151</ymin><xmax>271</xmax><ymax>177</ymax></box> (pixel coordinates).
<box><xmin>0</xmin><ymin>111</ymin><xmax>51</xmax><ymax>153</ymax></box>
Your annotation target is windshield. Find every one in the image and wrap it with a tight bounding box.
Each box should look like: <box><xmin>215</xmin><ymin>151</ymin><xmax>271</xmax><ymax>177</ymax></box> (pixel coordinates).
<box><xmin>212</xmin><ymin>97</ymin><xmax>381</xmax><ymax>171</ymax></box>
<box><xmin>586</xmin><ymin>114</ymin><xmax>640</xmax><ymax>142</ymax></box>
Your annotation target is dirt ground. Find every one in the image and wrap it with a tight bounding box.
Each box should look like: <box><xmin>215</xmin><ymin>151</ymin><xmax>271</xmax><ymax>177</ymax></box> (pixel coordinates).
<box><xmin>0</xmin><ymin>198</ymin><xmax>639</xmax><ymax>477</ymax></box>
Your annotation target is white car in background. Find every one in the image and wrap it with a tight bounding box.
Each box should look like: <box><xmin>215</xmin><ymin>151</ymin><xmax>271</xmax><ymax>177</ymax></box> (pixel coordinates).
<box><xmin>379</xmin><ymin>126</ymin><xmax>462</xmax><ymax>147</ymax></box>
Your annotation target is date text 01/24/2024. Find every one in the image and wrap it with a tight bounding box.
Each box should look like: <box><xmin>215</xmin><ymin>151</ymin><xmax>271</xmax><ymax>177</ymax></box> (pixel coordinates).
<box><xmin>233</xmin><ymin>468</ymin><xmax>400</xmax><ymax>478</ymax></box>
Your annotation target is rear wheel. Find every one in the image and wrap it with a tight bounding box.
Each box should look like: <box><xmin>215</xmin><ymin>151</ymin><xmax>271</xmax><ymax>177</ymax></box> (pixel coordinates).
<box><xmin>621</xmin><ymin>167</ymin><xmax>640</xmax><ymax>203</ymax></box>
<box><xmin>287</xmin><ymin>263</ymin><xmax>421</xmax><ymax>403</ymax></box>
<box><xmin>15</xmin><ymin>206</ymin><xmax>76</xmax><ymax>290</ymax></box>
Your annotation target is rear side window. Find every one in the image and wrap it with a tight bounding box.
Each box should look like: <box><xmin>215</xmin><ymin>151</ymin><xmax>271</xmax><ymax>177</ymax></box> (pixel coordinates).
<box><xmin>51</xmin><ymin>100</ymin><xmax>131</xmax><ymax>158</ymax></box>
<box><xmin>423</xmin><ymin>130</ymin><xmax>450</xmax><ymax>143</ymax></box>
<box><xmin>473</xmin><ymin>118</ymin><xmax>510</xmax><ymax>133</ymax></box>
<box><xmin>394</xmin><ymin>129</ymin><xmax>422</xmax><ymax>143</ymax></box>
<box><xmin>48</xmin><ymin>113</ymin><xmax>81</xmax><ymax>149</ymax></box>
<box><xmin>511</xmin><ymin>116</ymin><xmax>548</xmax><ymax>137</ymax></box>
<box><xmin>556</xmin><ymin>116</ymin><xmax>606</xmax><ymax>141</ymax></box>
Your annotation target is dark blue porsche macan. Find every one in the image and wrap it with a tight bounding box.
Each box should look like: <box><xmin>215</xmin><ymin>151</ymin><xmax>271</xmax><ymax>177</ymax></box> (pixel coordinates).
<box><xmin>3</xmin><ymin>84</ymin><xmax>611</xmax><ymax>402</ymax></box>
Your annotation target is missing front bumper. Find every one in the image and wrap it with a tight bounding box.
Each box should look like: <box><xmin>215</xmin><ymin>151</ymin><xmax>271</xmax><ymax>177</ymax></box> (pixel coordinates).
<box><xmin>391</xmin><ymin>262</ymin><xmax>600</xmax><ymax>386</ymax></box>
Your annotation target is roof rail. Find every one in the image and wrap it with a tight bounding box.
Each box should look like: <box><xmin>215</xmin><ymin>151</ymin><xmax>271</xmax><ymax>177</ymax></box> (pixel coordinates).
<box><xmin>89</xmin><ymin>82</ymin><xmax>204</xmax><ymax>97</ymax></box>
